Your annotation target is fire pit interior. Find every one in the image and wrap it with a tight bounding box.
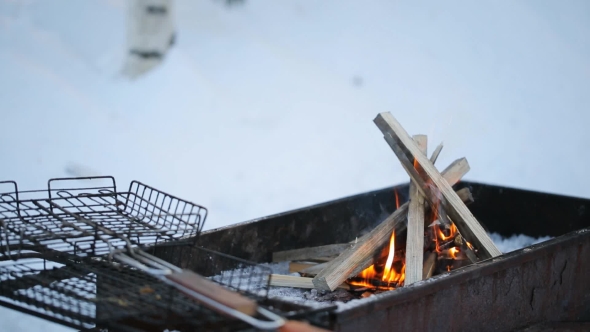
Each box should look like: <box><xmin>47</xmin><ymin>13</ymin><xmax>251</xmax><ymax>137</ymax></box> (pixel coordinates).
<box><xmin>154</xmin><ymin>180</ymin><xmax>590</xmax><ymax>331</ymax></box>
<box><xmin>153</xmin><ymin>113</ymin><xmax>590</xmax><ymax>331</ymax></box>
<box><xmin>254</xmin><ymin>112</ymin><xmax>506</xmax><ymax>299</ymax></box>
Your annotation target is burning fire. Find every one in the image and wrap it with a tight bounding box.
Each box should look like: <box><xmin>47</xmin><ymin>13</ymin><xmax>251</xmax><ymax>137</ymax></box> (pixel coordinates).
<box><xmin>348</xmin><ymin>229</ymin><xmax>404</xmax><ymax>290</ymax></box>
<box><xmin>349</xmin><ymin>189</ymin><xmax>405</xmax><ymax>290</ymax></box>
<box><xmin>449</xmin><ymin>247</ymin><xmax>459</xmax><ymax>259</ymax></box>
<box><xmin>382</xmin><ymin>231</ymin><xmax>396</xmax><ymax>282</ymax></box>
<box><xmin>347</xmin><ymin>169</ymin><xmax>476</xmax><ymax>291</ymax></box>
<box><xmin>438</xmin><ymin>223</ymin><xmax>457</xmax><ymax>242</ymax></box>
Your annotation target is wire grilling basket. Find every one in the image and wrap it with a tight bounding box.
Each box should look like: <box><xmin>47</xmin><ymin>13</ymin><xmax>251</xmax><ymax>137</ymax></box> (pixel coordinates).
<box><xmin>0</xmin><ymin>176</ymin><xmax>206</xmax><ymax>258</ymax></box>
<box><xmin>0</xmin><ymin>248</ymin><xmax>275</xmax><ymax>331</ymax></box>
<box><xmin>0</xmin><ymin>177</ymin><xmax>332</xmax><ymax>331</ymax></box>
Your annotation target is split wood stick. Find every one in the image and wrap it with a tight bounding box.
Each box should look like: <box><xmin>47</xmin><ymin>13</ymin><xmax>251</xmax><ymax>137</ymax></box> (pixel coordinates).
<box><xmin>462</xmin><ymin>243</ymin><xmax>478</xmax><ymax>263</ymax></box>
<box><xmin>422</xmin><ymin>251</ymin><xmax>437</xmax><ymax>279</ymax></box>
<box><xmin>273</xmin><ymin>243</ymin><xmax>353</xmax><ymax>262</ymax></box>
<box><xmin>374</xmin><ymin>112</ymin><xmax>502</xmax><ymax>259</ymax></box>
<box><xmin>405</xmin><ymin>135</ymin><xmax>428</xmax><ymax>286</ymax></box>
<box><xmin>377</xmin><ymin>187</ymin><xmax>472</xmax><ymax>259</ymax></box>
<box><xmin>454</xmin><ymin>233</ymin><xmax>478</xmax><ymax>263</ymax></box>
<box><xmin>439</xmin><ymin>158</ymin><xmax>470</xmax><ymax>192</ymax></box>
<box><xmin>415</xmin><ymin>157</ymin><xmax>470</xmax><ymax>228</ymax></box>
<box><xmin>430</xmin><ymin>142</ymin><xmax>444</xmax><ymax>164</ymax></box>
<box><xmin>270</xmin><ymin>274</ymin><xmax>350</xmax><ymax>290</ymax></box>
<box><xmin>311</xmin><ymin>256</ymin><xmax>341</xmax><ymax>262</ymax></box>
<box><xmin>289</xmin><ymin>262</ymin><xmax>318</xmax><ymax>273</ymax></box>
<box><xmin>312</xmin><ymin>161</ymin><xmax>471</xmax><ymax>291</ymax></box>
<box><xmin>299</xmin><ymin>262</ymin><xmax>329</xmax><ymax>276</ymax></box>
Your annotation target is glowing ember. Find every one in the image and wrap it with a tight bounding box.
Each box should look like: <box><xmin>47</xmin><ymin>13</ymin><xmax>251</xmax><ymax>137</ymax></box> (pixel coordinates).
<box><xmin>356</xmin><ymin>265</ymin><xmax>377</xmax><ymax>282</ymax></box>
<box><xmin>438</xmin><ymin>223</ymin><xmax>457</xmax><ymax>241</ymax></box>
<box><xmin>449</xmin><ymin>247</ymin><xmax>459</xmax><ymax>259</ymax></box>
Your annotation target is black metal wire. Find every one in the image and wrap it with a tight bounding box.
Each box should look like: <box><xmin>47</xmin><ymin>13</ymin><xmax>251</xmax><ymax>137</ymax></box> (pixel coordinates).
<box><xmin>0</xmin><ymin>255</ymin><xmax>261</xmax><ymax>331</ymax></box>
<box><xmin>0</xmin><ymin>177</ymin><xmax>333</xmax><ymax>331</ymax></box>
<box><xmin>0</xmin><ymin>177</ymin><xmax>207</xmax><ymax>259</ymax></box>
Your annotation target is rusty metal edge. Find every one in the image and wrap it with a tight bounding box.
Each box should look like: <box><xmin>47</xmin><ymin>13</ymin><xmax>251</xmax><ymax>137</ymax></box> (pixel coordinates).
<box><xmin>331</xmin><ymin>227</ymin><xmax>590</xmax><ymax>323</ymax></box>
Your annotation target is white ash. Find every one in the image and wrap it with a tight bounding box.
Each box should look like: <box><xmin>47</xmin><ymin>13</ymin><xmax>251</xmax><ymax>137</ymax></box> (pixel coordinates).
<box><xmin>211</xmin><ymin>261</ymin><xmax>335</xmax><ymax>309</ymax></box>
<box><xmin>489</xmin><ymin>232</ymin><xmax>553</xmax><ymax>253</ymax></box>
<box><xmin>210</xmin><ymin>232</ymin><xmax>555</xmax><ymax>309</ymax></box>
<box><xmin>256</xmin><ymin>261</ymin><xmax>334</xmax><ymax>309</ymax></box>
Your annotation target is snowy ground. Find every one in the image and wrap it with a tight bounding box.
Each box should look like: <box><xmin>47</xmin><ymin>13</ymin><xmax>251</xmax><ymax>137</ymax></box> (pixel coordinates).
<box><xmin>1</xmin><ymin>0</ymin><xmax>589</xmax><ymax>330</ymax></box>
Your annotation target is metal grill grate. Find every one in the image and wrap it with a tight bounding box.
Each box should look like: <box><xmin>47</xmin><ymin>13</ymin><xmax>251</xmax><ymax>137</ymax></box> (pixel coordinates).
<box><xmin>0</xmin><ymin>177</ymin><xmax>206</xmax><ymax>259</ymax></box>
<box><xmin>0</xmin><ymin>177</ymin><xmax>333</xmax><ymax>331</ymax></box>
<box><xmin>0</xmin><ymin>253</ymin><xmax>272</xmax><ymax>331</ymax></box>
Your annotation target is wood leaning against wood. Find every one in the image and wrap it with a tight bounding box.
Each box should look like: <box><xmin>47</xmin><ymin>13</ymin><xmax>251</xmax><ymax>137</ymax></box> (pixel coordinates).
<box><xmin>404</xmin><ymin>135</ymin><xmax>428</xmax><ymax>286</ymax></box>
<box><xmin>268</xmin><ymin>112</ymin><xmax>497</xmax><ymax>294</ymax></box>
<box><xmin>273</xmin><ymin>243</ymin><xmax>354</xmax><ymax>263</ymax></box>
<box><xmin>312</xmin><ymin>158</ymin><xmax>474</xmax><ymax>291</ymax></box>
<box><xmin>374</xmin><ymin>112</ymin><xmax>502</xmax><ymax>259</ymax></box>
<box><xmin>422</xmin><ymin>251</ymin><xmax>437</xmax><ymax>279</ymax></box>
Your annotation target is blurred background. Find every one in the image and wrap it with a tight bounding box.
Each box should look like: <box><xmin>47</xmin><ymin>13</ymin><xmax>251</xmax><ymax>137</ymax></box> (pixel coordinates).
<box><xmin>0</xmin><ymin>0</ymin><xmax>589</xmax><ymax>330</ymax></box>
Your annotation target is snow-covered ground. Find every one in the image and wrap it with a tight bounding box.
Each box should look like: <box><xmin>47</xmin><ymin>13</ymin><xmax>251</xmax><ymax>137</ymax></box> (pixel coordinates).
<box><xmin>489</xmin><ymin>233</ymin><xmax>553</xmax><ymax>254</ymax></box>
<box><xmin>1</xmin><ymin>0</ymin><xmax>589</xmax><ymax>330</ymax></box>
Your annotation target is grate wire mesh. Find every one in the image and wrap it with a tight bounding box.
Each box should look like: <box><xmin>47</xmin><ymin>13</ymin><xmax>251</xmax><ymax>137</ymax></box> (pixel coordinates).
<box><xmin>0</xmin><ymin>177</ymin><xmax>305</xmax><ymax>331</ymax></box>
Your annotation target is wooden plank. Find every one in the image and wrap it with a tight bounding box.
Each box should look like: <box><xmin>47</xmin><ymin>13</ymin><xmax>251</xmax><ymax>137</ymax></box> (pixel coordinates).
<box><xmin>270</xmin><ymin>274</ymin><xmax>350</xmax><ymax>290</ymax></box>
<box><xmin>454</xmin><ymin>233</ymin><xmax>479</xmax><ymax>263</ymax></box>
<box><xmin>439</xmin><ymin>158</ymin><xmax>470</xmax><ymax>190</ymax></box>
<box><xmin>166</xmin><ymin>270</ymin><xmax>257</xmax><ymax>316</ymax></box>
<box><xmin>422</xmin><ymin>251</ymin><xmax>437</xmax><ymax>279</ymax></box>
<box><xmin>374</xmin><ymin>112</ymin><xmax>502</xmax><ymax>259</ymax></box>
<box><xmin>308</xmin><ymin>256</ymin><xmax>339</xmax><ymax>262</ymax></box>
<box><xmin>312</xmin><ymin>160</ymin><xmax>471</xmax><ymax>291</ymax></box>
<box><xmin>434</xmin><ymin>158</ymin><xmax>470</xmax><ymax>227</ymax></box>
<box><xmin>398</xmin><ymin>186</ymin><xmax>472</xmax><ymax>237</ymax></box>
<box><xmin>311</xmin><ymin>204</ymin><xmax>406</xmax><ymax>291</ymax></box>
<box><xmin>405</xmin><ymin>135</ymin><xmax>428</xmax><ymax>285</ymax></box>
<box><xmin>300</xmin><ymin>262</ymin><xmax>329</xmax><ymax>276</ymax></box>
<box><xmin>273</xmin><ymin>243</ymin><xmax>353</xmax><ymax>262</ymax></box>
<box><xmin>429</xmin><ymin>142</ymin><xmax>444</xmax><ymax>164</ymax></box>
<box><xmin>289</xmin><ymin>262</ymin><xmax>318</xmax><ymax>273</ymax></box>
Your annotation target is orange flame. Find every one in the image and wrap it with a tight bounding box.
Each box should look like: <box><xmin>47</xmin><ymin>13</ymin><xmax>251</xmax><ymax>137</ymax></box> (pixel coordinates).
<box><xmin>433</xmin><ymin>224</ymin><xmax>441</xmax><ymax>253</ymax></box>
<box><xmin>357</xmin><ymin>265</ymin><xmax>377</xmax><ymax>280</ymax></box>
<box><xmin>348</xmin><ymin>163</ymin><xmax>476</xmax><ymax>290</ymax></box>
<box><xmin>433</xmin><ymin>221</ymin><xmax>459</xmax><ymax>253</ymax></box>
<box><xmin>349</xmin><ymin>264</ymin><xmax>384</xmax><ymax>289</ymax></box>
<box><xmin>438</xmin><ymin>223</ymin><xmax>457</xmax><ymax>241</ymax></box>
<box><xmin>348</xmin><ymin>229</ymin><xmax>404</xmax><ymax>289</ymax></box>
<box><xmin>382</xmin><ymin>231</ymin><xmax>396</xmax><ymax>282</ymax></box>
<box><xmin>449</xmin><ymin>247</ymin><xmax>459</xmax><ymax>259</ymax></box>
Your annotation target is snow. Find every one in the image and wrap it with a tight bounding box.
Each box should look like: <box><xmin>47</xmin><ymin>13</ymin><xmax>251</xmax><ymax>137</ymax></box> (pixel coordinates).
<box><xmin>211</xmin><ymin>233</ymin><xmax>554</xmax><ymax>311</ymax></box>
<box><xmin>489</xmin><ymin>233</ymin><xmax>553</xmax><ymax>254</ymax></box>
<box><xmin>212</xmin><ymin>261</ymin><xmax>332</xmax><ymax>309</ymax></box>
<box><xmin>1</xmin><ymin>0</ymin><xmax>589</xmax><ymax>330</ymax></box>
